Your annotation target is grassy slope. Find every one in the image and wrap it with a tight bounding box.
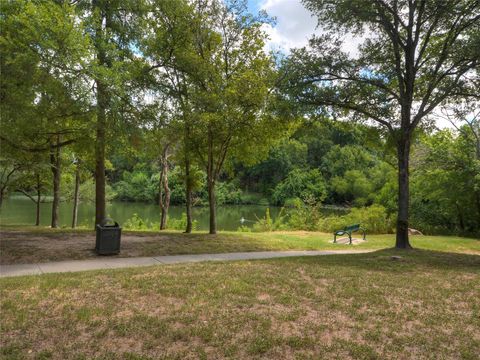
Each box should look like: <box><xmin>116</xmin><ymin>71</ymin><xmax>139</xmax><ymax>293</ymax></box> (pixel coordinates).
<box><xmin>1</xmin><ymin>248</ymin><xmax>479</xmax><ymax>359</ymax></box>
<box><xmin>1</xmin><ymin>225</ymin><xmax>478</xmax><ymax>264</ymax></box>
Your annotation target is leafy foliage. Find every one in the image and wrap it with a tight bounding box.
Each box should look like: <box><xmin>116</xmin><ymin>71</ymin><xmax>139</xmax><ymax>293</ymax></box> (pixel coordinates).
<box><xmin>272</xmin><ymin>169</ymin><xmax>327</xmax><ymax>206</ymax></box>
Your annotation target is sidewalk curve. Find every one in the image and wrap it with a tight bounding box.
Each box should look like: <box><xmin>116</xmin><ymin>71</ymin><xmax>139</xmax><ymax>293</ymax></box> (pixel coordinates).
<box><xmin>0</xmin><ymin>249</ymin><xmax>375</xmax><ymax>278</ymax></box>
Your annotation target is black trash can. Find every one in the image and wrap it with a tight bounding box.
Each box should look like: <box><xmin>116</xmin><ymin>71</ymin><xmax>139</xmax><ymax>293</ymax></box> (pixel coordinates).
<box><xmin>96</xmin><ymin>218</ymin><xmax>121</xmax><ymax>255</ymax></box>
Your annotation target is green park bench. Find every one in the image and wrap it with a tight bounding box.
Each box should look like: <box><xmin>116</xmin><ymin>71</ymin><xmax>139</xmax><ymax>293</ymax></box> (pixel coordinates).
<box><xmin>333</xmin><ymin>224</ymin><xmax>366</xmax><ymax>245</ymax></box>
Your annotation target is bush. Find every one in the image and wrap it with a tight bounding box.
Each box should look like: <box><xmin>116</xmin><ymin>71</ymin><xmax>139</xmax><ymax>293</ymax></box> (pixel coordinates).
<box><xmin>122</xmin><ymin>212</ymin><xmax>198</xmax><ymax>231</ymax></box>
<box><xmin>168</xmin><ymin>213</ymin><xmax>198</xmax><ymax>231</ymax></box>
<box><xmin>252</xmin><ymin>208</ymin><xmax>287</xmax><ymax>232</ymax></box>
<box><xmin>318</xmin><ymin>205</ymin><xmax>394</xmax><ymax>234</ymax></box>
<box><xmin>215</xmin><ymin>181</ymin><xmax>243</xmax><ymax>205</ymax></box>
<box><xmin>287</xmin><ymin>197</ymin><xmax>324</xmax><ymax>231</ymax></box>
<box><xmin>123</xmin><ymin>213</ymin><xmax>156</xmax><ymax>230</ymax></box>
<box><xmin>237</xmin><ymin>225</ymin><xmax>252</xmax><ymax>232</ymax></box>
<box><xmin>272</xmin><ymin>168</ymin><xmax>327</xmax><ymax>206</ymax></box>
<box><xmin>239</xmin><ymin>192</ymin><xmax>269</xmax><ymax>205</ymax></box>
<box><xmin>115</xmin><ymin>171</ymin><xmax>157</xmax><ymax>202</ymax></box>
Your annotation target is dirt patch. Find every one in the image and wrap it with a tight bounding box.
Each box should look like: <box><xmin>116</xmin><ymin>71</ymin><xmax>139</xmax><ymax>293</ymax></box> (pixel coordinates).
<box><xmin>0</xmin><ymin>230</ymin><xmax>173</xmax><ymax>265</ymax></box>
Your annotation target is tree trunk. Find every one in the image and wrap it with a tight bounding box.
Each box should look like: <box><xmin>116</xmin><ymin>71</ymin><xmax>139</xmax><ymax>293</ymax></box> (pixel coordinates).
<box><xmin>93</xmin><ymin>0</ymin><xmax>109</xmax><ymax>228</ymax></box>
<box><xmin>208</xmin><ymin>178</ymin><xmax>216</xmax><ymax>234</ymax></box>
<box><xmin>72</xmin><ymin>164</ymin><xmax>80</xmax><ymax>228</ymax></box>
<box><xmin>159</xmin><ymin>145</ymin><xmax>170</xmax><ymax>230</ymax></box>
<box><xmin>35</xmin><ymin>174</ymin><xmax>41</xmax><ymax>226</ymax></box>
<box><xmin>207</xmin><ymin>127</ymin><xmax>217</xmax><ymax>234</ymax></box>
<box><xmin>50</xmin><ymin>135</ymin><xmax>61</xmax><ymax>228</ymax></box>
<box><xmin>95</xmin><ymin>82</ymin><xmax>107</xmax><ymax>227</ymax></box>
<box><xmin>0</xmin><ymin>190</ymin><xmax>3</xmax><ymax>210</ymax></box>
<box><xmin>395</xmin><ymin>136</ymin><xmax>412</xmax><ymax>249</ymax></box>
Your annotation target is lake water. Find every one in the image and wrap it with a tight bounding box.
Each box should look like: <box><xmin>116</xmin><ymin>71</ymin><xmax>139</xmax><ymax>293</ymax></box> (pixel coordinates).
<box><xmin>0</xmin><ymin>195</ymin><xmax>346</xmax><ymax>231</ymax></box>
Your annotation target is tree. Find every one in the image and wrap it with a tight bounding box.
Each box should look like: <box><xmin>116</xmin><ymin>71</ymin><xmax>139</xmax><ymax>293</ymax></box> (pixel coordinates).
<box><xmin>0</xmin><ymin>159</ymin><xmax>22</xmax><ymax>209</ymax></box>
<box><xmin>77</xmin><ymin>0</ymin><xmax>147</xmax><ymax>227</ymax></box>
<box><xmin>15</xmin><ymin>157</ymin><xmax>51</xmax><ymax>226</ymax></box>
<box><xmin>140</xmin><ymin>0</ymin><xmax>199</xmax><ymax>232</ymax></box>
<box><xmin>286</xmin><ymin>0</ymin><xmax>480</xmax><ymax>247</ymax></box>
<box><xmin>0</xmin><ymin>0</ymin><xmax>92</xmax><ymax>227</ymax></box>
<box><xmin>411</xmin><ymin>129</ymin><xmax>480</xmax><ymax>234</ymax></box>
<box><xmin>272</xmin><ymin>168</ymin><xmax>328</xmax><ymax>206</ymax></box>
<box><xmin>185</xmin><ymin>0</ymin><xmax>289</xmax><ymax>234</ymax></box>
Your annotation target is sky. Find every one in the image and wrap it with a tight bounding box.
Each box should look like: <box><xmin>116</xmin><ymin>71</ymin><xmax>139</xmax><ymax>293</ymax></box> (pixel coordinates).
<box><xmin>248</xmin><ymin>0</ymin><xmax>319</xmax><ymax>52</ymax></box>
<box><xmin>248</xmin><ymin>0</ymin><xmax>366</xmax><ymax>57</ymax></box>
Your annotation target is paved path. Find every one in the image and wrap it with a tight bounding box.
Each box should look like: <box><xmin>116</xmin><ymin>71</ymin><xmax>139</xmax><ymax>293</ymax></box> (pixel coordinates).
<box><xmin>0</xmin><ymin>250</ymin><xmax>375</xmax><ymax>278</ymax></box>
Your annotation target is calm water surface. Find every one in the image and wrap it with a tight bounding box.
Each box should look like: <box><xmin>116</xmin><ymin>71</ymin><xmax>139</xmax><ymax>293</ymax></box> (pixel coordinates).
<box><xmin>1</xmin><ymin>196</ymin><xmax>345</xmax><ymax>231</ymax></box>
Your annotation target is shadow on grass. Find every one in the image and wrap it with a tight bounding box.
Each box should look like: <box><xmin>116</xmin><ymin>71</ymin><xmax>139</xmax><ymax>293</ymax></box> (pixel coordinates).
<box><xmin>279</xmin><ymin>248</ymin><xmax>480</xmax><ymax>272</ymax></box>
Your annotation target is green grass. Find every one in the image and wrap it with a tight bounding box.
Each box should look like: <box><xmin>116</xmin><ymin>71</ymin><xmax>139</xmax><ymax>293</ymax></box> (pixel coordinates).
<box><xmin>1</xmin><ymin>248</ymin><xmax>479</xmax><ymax>359</ymax></box>
<box><xmin>1</xmin><ymin>225</ymin><xmax>478</xmax><ymax>264</ymax></box>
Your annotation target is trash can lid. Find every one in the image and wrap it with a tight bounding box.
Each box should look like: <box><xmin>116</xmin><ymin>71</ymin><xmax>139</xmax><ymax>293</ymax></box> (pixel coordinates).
<box><xmin>99</xmin><ymin>218</ymin><xmax>119</xmax><ymax>227</ymax></box>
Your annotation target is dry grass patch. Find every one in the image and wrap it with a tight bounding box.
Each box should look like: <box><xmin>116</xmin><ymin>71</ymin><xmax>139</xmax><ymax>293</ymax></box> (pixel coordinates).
<box><xmin>1</xmin><ymin>249</ymin><xmax>479</xmax><ymax>359</ymax></box>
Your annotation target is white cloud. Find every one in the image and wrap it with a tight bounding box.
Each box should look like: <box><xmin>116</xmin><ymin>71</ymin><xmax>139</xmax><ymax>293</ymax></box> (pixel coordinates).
<box><xmin>260</xmin><ymin>0</ymin><xmax>317</xmax><ymax>52</ymax></box>
<box><xmin>260</xmin><ymin>0</ymin><xmax>364</xmax><ymax>56</ymax></box>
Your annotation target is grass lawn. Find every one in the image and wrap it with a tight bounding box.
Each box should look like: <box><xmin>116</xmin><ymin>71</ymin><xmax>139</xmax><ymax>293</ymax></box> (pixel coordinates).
<box><xmin>1</xmin><ymin>225</ymin><xmax>478</xmax><ymax>264</ymax></box>
<box><xmin>0</xmin><ymin>247</ymin><xmax>479</xmax><ymax>359</ymax></box>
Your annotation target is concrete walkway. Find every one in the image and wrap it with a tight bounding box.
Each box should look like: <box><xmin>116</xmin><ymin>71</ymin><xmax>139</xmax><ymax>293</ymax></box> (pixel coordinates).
<box><xmin>0</xmin><ymin>250</ymin><xmax>374</xmax><ymax>278</ymax></box>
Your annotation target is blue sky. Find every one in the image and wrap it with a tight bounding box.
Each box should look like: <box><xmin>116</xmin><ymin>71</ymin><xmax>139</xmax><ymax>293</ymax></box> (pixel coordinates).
<box><xmin>247</xmin><ymin>0</ymin><xmax>260</xmax><ymax>12</ymax></box>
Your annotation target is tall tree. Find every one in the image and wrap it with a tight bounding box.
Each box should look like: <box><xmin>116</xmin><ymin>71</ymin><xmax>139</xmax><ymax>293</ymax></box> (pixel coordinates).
<box><xmin>286</xmin><ymin>0</ymin><xmax>480</xmax><ymax>247</ymax></box>
<box><xmin>79</xmin><ymin>0</ymin><xmax>147</xmax><ymax>226</ymax></box>
<box><xmin>0</xmin><ymin>0</ymin><xmax>91</xmax><ymax>227</ymax></box>
<box><xmin>186</xmin><ymin>0</ymin><xmax>288</xmax><ymax>234</ymax></box>
<box><xmin>141</xmin><ymin>0</ymin><xmax>200</xmax><ymax>232</ymax></box>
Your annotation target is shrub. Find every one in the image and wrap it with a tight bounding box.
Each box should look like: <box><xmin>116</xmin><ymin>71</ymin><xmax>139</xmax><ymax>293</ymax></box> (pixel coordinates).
<box><xmin>123</xmin><ymin>213</ymin><xmax>153</xmax><ymax>230</ymax></box>
<box><xmin>252</xmin><ymin>208</ymin><xmax>287</xmax><ymax>232</ymax></box>
<box><xmin>237</xmin><ymin>225</ymin><xmax>252</xmax><ymax>232</ymax></box>
<box><xmin>115</xmin><ymin>171</ymin><xmax>157</xmax><ymax>202</ymax></box>
<box><xmin>287</xmin><ymin>197</ymin><xmax>323</xmax><ymax>231</ymax></box>
<box><xmin>215</xmin><ymin>181</ymin><xmax>243</xmax><ymax>205</ymax></box>
<box><xmin>318</xmin><ymin>205</ymin><xmax>394</xmax><ymax>234</ymax></box>
<box><xmin>239</xmin><ymin>192</ymin><xmax>269</xmax><ymax>205</ymax></box>
<box><xmin>168</xmin><ymin>213</ymin><xmax>198</xmax><ymax>231</ymax></box>
<box><xmin>272</xmin><ymin>168</ymin><xmax>327</xmax><ymax>206</ymax></box>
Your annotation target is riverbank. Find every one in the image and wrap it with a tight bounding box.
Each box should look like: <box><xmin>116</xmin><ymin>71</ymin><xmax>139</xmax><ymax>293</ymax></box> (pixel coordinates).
<box><xmin>1</xmin><ymin>226</ymin><xmax>478</xmax><ymax>265</ymax></box>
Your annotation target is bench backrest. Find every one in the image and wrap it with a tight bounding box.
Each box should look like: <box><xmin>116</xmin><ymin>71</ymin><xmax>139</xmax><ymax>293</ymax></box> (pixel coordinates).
<box><xmin>344</xmin><ymin>224</ymin><xmax>360</xmax><ymax>232</ymax></box>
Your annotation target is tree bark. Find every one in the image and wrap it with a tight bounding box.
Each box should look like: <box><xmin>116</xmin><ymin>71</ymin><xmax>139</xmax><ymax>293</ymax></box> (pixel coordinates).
<box><xmin>93</xmin><ymin>0</ymin><xmax>109</xmax><ymax>227</ymax></box>
<box><xmin>72</xmin><ymin>163</ymin><xmax>80</xmax><ymax>228</ymax></box>
<box><xmin>207</xmin><ymin>127</ymin><xmax>217</xmax><ymax>234</ymax></box>
<box><xmin>95</xmin><ymin>81</ymin><xmax>107</xmax><ymax>227</ymax></box>
<box><xmin>159</xmin><ymin>145</ymin><xmax>170</xmax><ymax>230</ymax></box>
<box><xmin>50</xmin><ymin>135</ymin><xmax>61</xmax><ymax>228</ymax></box>
<box><xmin>35</xmin><ymin>174</ymin><xmax>41</xmax><ymax>226</ymax></box>
<box><xmin>208</xmin><ymin>178</ymin><xmax>216</xmax><ymax>234</ymax></box>
<box><xmin>395</xmin><ymin>136</ymin><xmax>412</xmax><ymax>249</ymax></box>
